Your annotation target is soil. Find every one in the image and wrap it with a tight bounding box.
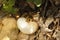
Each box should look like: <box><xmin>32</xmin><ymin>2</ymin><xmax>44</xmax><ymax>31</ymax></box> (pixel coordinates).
<box><xmin>0</xmin><ymin>0</ymin><xmax>60</xmax><ymax>40</ymax></box>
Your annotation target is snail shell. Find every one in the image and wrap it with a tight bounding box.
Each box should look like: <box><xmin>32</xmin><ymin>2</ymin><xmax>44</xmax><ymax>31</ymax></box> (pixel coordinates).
<box><xmin>17</xmin><ymin>17</ymin><xmax>38</xmax><ymax>34</ymax></box>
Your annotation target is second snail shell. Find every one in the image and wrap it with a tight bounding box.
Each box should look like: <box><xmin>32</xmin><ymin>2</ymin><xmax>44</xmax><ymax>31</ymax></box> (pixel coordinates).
<box><xmin>17</xmin><ymin>17</ymin><xmax>38</xmax><ymax>34</ymax></box>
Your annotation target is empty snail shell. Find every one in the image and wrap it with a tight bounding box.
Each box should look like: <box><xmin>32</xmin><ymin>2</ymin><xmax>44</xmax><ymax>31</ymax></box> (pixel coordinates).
<box><xmin>17</xmin><ymin>17</ymin><xmax>38</xmax><ymax>34</ymax></box>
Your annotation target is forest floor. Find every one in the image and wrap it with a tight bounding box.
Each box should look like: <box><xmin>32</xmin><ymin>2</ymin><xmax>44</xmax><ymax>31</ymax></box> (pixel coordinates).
<box><xmin>0</xmin><ymin>0</ymin><xmax>60</xmax><ymax>40</ymax></box>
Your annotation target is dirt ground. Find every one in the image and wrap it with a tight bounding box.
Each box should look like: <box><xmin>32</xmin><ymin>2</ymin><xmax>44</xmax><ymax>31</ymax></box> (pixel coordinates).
<box><xmin>0</xmin><ymin>0</ymin><xmax>60</xmax><ymax>40</ymax></box>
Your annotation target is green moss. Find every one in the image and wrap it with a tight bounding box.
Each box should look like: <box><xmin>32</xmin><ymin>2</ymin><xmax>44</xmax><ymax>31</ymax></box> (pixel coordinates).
<box><xmin>2</xmin><ymin>0</ymin><xmax>16</xmax><ymax>13</ymax></box>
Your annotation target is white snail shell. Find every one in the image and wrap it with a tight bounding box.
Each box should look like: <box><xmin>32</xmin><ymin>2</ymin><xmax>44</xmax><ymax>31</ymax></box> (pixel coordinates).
<box><xmin>17</xmin><ymin>17</ymin><xmax>38</xmax><ymax>34</ymax></box>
